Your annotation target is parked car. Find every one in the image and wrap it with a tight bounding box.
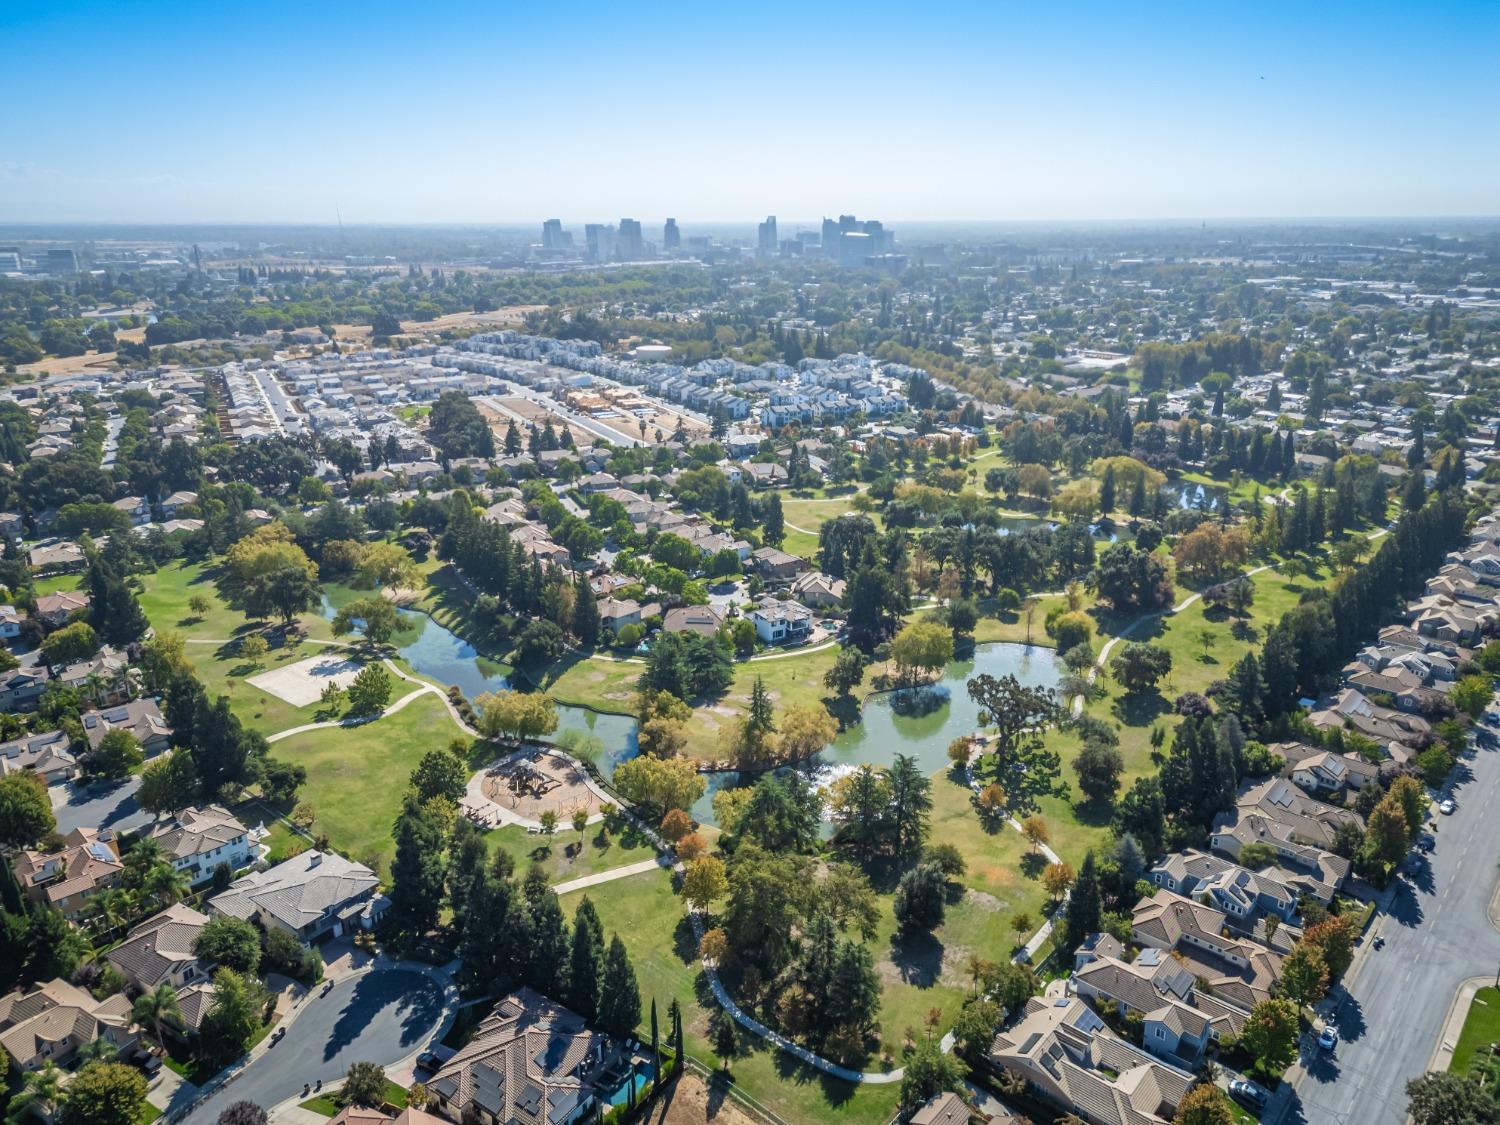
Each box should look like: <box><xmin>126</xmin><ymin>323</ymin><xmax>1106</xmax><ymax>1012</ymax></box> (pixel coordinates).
<box><xmin>1440</xmin><ymin>798</ymin><xmax>1456</xmax><ymax>815</ymax></box>
<box><xmin>1229</xmin><ymin>1079</ymin><xmax>1269</xmax><ymax>1108</ymax></box>
<box><xmin>416</xmin><ymin>1051</ymin><xmax>441</xmax><ymax>1071</ymax></box>
<box><xmin>1318</xmin><ymin>1024</ymin><xmax>1339</xmax><ymax>1051</ymax></box>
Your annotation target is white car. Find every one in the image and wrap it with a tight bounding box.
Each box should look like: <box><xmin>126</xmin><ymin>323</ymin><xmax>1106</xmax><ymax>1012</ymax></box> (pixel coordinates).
<box><xmin>1440</xmin><ymin>798</ymin><xmax>1456</xmax><ymax>815</ymax></box>
<box><xmin>1318</xmin><ymin>1024</ymin><xmax>1339</xmax><ymax>1050</ymax></box>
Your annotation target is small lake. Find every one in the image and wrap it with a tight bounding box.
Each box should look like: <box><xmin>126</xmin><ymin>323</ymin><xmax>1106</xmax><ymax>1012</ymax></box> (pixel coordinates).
<box><xmin>323</xmin><ymin>596</ymin><xmax>1061</xmax><ymax>825</ymax></box>
<box><xmin>1173</xmin><ymin>482</ymin><xmax>1227</xmax><ymax>511</ymax></box>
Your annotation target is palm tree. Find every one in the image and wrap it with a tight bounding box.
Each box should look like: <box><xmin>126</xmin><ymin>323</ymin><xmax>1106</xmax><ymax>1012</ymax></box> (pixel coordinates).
<box><xmin>7</xmin><ymin>1061</ymin><xmax>65</xmax><ymax>1124</ymax></box>
<box><xmin>83</xmin><ymin>888</ymin><xmax>131</xmax><ymax>936</ymax></box>
<box><xmin>124</xmin><ymin>839</ymin><xmax>165</xmax><ymax>887</ymax></box>
<box><xmin>133</xmin><ymin>983</ymin><xmax>183</xmax><ymax>1046</ymax></box>
<box><xmin>75</xmin><ymin>1035</ymin><xmax>118</xmax><ymax>1064</ymax></box>
<box><xmin>142</xmin><ymin>862</ymin><xmax>191</xmax><ymax>908</ymax></box>
<box><xmin>82</xmin><ymin>671</ymin><xmax>107</xmax><ymax>708</ymax></box>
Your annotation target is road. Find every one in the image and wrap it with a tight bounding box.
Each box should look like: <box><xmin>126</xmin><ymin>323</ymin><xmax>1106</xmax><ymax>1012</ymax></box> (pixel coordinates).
<box><xmin>177</xmin><ymin>968</ymin><xmax>447</xmax><ymax>1124</ymax></box>
<box><xmin>1282</xmin><ymin>721</ymin><xmax>1500</xmax><ymax>1124</ymax></box>
<box><xmin>51</xmin><ymin>776</ymin><xmax>153</xmax><ymax>836</ymax></box>
<box><xmin>479</xmin><ymin>391</ymin><xmax>646</xmax><ymax>448</ymax></box>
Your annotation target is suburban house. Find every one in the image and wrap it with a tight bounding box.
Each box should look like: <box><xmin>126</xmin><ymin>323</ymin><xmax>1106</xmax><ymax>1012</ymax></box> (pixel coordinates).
<box><xmin>426</xmin><ymin>988</ymin><xmax>649</xmax><ymax>1125</ymax></box>
<box><xmin>158</xmin><ymin>490</ymin><xmax>199</xmax><ymax>518</ymax></box>
<box><xmin>33</xmin><ymin>590</ymin><xmax>90</xmax><ymax>629</ymax></box>
<box><xmin>105</xmin><ymin>904</ymin><xmax>213</xmax><ymax>993</ymax></box>
<box><xmin>790</xmin><ymin>570</ymin><xmax>846</xmax><ymax>609</ymax></box>
<box><xmin>0</xmin><ymin>979</ymin><xmax>138</xmax><ymax>1073</ymax></box>
<box><xmin>598</xmin><ymin>598</ymin><xmax>642</xmax><ymax>634</ymax></box>
<box><xmin>81</xmin><ymin>699</ymin><xmax>173</xmax><ymax>759</ymax></box>
<box><xmin>54</xmin><ymin>647</ymin><xmax>134</xmax><ymax>706</ymax></box>
<box><xmin>1149</xmin><ymin>850</ymin><xmax>1302</xmax><ymax>921</ymax></box>
<box><xmin>748</xmin><ymin>597</ymin><xmax>814</xmax><ymax>645</ymax></box>
<box><xmin>329</xmin><ymin>1107</ymin><xmax>447</xmax><ymax>1125</ymax></box>
<box><xmin>208</xmin><ymin>850</ymin><xmax>384</xmax><ymax>944</ymax></box>
<box><xmin>987</xmin><ymin>995</ymin><xmax>1195</xmax><ymax>1125</ymax></box>
<box><xmin>1230</xmin><ymin>778</ymin><xmax>1363</xmax><ymax>852</ymax></box>
<box><xmin>145</xmin><ymin>806</ymin><xmax>255</xmax><ymax>886</ymax></box>
<box><xmin>0</xmin><ymin>666</ymin><xmax>51</xmax><ymax>713</ymax></box>
<box><xmin>27</xmin><ymin>541</ymin><xmax>87</xmax><ymax>574</ymax></box>
<box><xmin>0</xmin><ymin>729</ymin><xmax>77</xmax><ymax>784</ymax></box>
<box><xmin>0</xmin><ymin>604</ymin><xmax>25</xmax><ymax>640</ymax></box>
<box><xmin>1131</xmin><ymin>890</ymin><xmax>1284</xmax><ymax>1010</ymax></box>
<box><xmin>1288</xmin><ymin>750</ymin><xmax>1381</xmax><ymax>797</ymax></box>
<box><xmin>14</xmin><ymin>828</ymin><xmax>123</xmax><ymax>921</ymax></box>
<box><xmin>112</xmin><ymin>496</ymin><xmax>152</xmax><ymax>525</ymax></box>
<box><xmin>1210</xmin><ymin>813</ymin><xmax>1352</xmax><ymax>901</ymax></box>
<box><xmin>750</xmin><ymin>546</ymin><xmax>808</xmax><ymax>581</ymax></box>
<box><xmin>661</xmin><ymin>605</ymin><xmax>723</xmax><ymax>637</ymax></box>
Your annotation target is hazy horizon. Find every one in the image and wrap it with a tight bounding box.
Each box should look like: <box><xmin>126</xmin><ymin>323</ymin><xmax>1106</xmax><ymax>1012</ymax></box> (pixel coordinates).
<box><xmin>5</xmin><ymin>0</ymin><xmax>1499</xmax><ymax>225</ymax></box>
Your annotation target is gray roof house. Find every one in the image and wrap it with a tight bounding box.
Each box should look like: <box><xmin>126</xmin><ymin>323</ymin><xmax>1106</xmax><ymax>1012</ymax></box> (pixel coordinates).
<box><xmin>208</xmin><ymin>850</ymin><xmax>383</xmax><ymax>944</ymax></box>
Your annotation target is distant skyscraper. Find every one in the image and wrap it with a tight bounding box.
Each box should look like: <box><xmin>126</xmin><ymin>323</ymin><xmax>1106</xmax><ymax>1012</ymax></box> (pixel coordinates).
<box><xmin>758</xmin><ymin>215</ymin><xmax>778</xmax><ymax>258</ymax></box>
<box><xmin>617</xmin><ymin>219</ymin><xmax>644</xmax><ymax>261</ymax></box>
<box><xmin>820</xmin><ymin>215</ymin><xmax>894</xmax><ymax>267</ymax></box>
<box><xmin>542</xmin><ymin>218</ymin><xmax>563</xmax><ymax>250</ymax></box>
<box><xmin>584</xmin><ymin>223</ymin><xmax>616</xmax><ymax>262</ymax></box>
<box><xmin>663</xmin><ymin>218</ymin><xmax>680</xmax><ymax>253</ymax></box>
<box><xmin>45</xmin><ymin>247</ymin><xmax>79</xmax><ymax>275</ymax></box>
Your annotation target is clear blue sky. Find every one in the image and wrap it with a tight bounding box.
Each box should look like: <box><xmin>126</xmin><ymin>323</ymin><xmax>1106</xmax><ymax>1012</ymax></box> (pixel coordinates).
<box><xmin>3</xmin><ymin>0</ymin><xmax>1497</xmax><ymax>223</ymax></box>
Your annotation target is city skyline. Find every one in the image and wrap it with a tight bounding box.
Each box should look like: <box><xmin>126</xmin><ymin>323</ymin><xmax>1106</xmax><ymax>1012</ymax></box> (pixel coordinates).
<box><xmin>3</xmin><ymin>0</ymin><xmax>1499</xmax><ymax>224</ymax></box>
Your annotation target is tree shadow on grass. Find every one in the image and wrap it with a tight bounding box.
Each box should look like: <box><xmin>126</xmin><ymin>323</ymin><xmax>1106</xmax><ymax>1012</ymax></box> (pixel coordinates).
<box><xmin>1111</xmin><ymin>691</ymin><xmax>1173</xmax><ymax>729</ymax></box>
<box><xmin>1019</xmin><ymin>852</ymin><xmax>1048</xmax><ymax>880</ymax></box>
<box><xmin>888</xmin><ymin>930</ymin><xmax>944</xmax><ymax>988</ymax></box>
<box><xmin>673</xmin><ymin>915</ymin><xmax>699</xmax><ymax>966</ymax></box>
<box><xmin>768</xmin><ymin>1041</ymin><xmax>859</xmax><ymax>1107</ymax></box>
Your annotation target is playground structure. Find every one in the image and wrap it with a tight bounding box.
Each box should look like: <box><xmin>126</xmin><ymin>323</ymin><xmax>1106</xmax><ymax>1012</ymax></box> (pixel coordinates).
<box><xmin>461</xmin><ymin>747</ymin><xmax>601</xmax><ymax>830</ymax></box>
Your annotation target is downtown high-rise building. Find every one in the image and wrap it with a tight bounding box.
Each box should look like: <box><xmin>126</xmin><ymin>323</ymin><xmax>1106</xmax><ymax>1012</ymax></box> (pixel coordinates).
<box><xmin>820</xmin><ymin>215</ymin><xmax>895</xmax><ymax>267</ymax></box>
<box><xmin>757</xmin><ymin>215</ymin><xmax>778</xmax><ymax>258</ymax></box>
<box><xmin>584</xmin><ymin>223</ymin><xmax>616</xmax><ymax>262</ymax></box>
<box><xmin>541</xmin><ymin>218</ymin><xmax>573</xmax><ymax>252</ymax></box>
<box><xmin>617</xmin><ymin>218</ymin><xmax>644</xmax><ymax>261</ymax></box>
<box><xmin>663</xmin><ymin>218</ymin><xmax>680</xmax><ymax>252</ymax></box>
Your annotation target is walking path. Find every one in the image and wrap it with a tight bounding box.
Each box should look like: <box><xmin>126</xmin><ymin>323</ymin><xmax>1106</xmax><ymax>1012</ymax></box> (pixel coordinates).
<box><xmin>552</xmin><ymin>855</ymin><xmax>674</xmax><ymax>895</ymax></box>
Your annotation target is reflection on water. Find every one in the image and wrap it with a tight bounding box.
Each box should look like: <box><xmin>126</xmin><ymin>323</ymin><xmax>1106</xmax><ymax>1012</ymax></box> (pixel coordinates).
<box><xmin>326</xmin><ymin>596</ymin><xmax>1058</xmax><ymax>826</ymax></box>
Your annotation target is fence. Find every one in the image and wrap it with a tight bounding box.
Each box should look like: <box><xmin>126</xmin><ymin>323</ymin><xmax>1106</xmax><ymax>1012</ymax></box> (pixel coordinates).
<box><xmin>680</xmin><ymin>1057</ymin><xmax>802</xmax><ymax>1125</ymax></box>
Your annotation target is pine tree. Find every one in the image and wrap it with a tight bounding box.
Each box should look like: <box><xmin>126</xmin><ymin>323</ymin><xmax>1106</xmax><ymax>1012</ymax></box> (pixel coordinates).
<box><xmin>1062</xmin><ymin>850</ymin><xmax>1101</xmax><ymax>952</ymax></box>
<box><xmin>390</xmin><ymin>795</ymin><xmax>446</xmax><ymax>935</ymax></box>
<box><xmin>572</xmin><ymin>573</ymin><xmax>600</xmax><ymax>649</ymax></box>
<box><xmin>598</xmin><ymin>935</ymin><xmax>641</xmax><ymax>1039</ymax></box>
<box><xmin>528</xmin><ymin>890</ymin><xmax>570</xmax><ymax>999</ymax></box>
<box><xmin>1099</xmin><ymin>466</ymin><xmax>1116</xmax><ymax>514</ymax></box>
<box><xmin>763</xmin><ymin>494</ymin><xmax>785</xmax><ymax>547</ymax></box>
<box><xmin>565</xmin><ymin>898</ymin><xmax>605</xmax><ymax>1020</ymax></box>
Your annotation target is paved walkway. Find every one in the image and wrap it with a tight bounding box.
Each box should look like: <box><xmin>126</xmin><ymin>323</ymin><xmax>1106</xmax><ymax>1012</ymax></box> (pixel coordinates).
<box><xmin>553</xmin><ymin>855</ymin><xmax>673</xmax><ymax>895</ymax></box>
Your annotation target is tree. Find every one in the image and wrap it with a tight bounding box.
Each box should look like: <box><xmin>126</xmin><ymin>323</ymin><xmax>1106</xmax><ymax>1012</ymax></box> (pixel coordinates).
<box><xmin>888</xmin><ymin>753</ymin><xmax>933</xmax><ymax>856</ymax></box>
<box><xmin>1073</xmin><ymin>739</ymin><xmax>1124</xmax><ymax>805</ymax></box>
<box><xmin>246</xmin><ymin>565</ymin><xmax>320</xmax><ymax>627</ymax></box>
<box><xmin>132</xmin><ymin>982</ymin><xmax>185</xmax><ymax>1045</ymax></box>
<box><xmin>763</xmin><ymin>493</ymin><xmax>785</xmax><ymax>547</ymax></box>
<box><xmin>1302</xmin><ymin>916</ymin><xmax>1358</xmax><ymax>979</ymax></box>
<box><xmin>635</xmin><ymin>690</ymin><xmax>691</xmax><ymax>759</ymax></box>
<box><xmin>735</xmin><ymin>676</ymin><xmax>778</xmax><ymax>768</ymax></box>
<box><xmin>966</xmin><ymin>673</ymin><xmax>1067</xmax><ymax>814</ymax></box>
<box><xmin>410</xmin><ymin>749</ymin><xmax>468</xmax><ymax>804</ymax></box>
<box><xmin>1240</xmin><ymin>998</ymin><xmax>1300</xmax><ymax>1075</ymax></box>
<box><xmin>1021</xmin><ymin>815</ymin><xmax>1050</xmax><ymax>854</ymax></box>
<box><xmin>332</xmin><ymin>597</ymin><xmax>399</xmax><ymax>646</ymax></box>
<box><xmin>823</xmin><ymin>648</ymin><xmax>868</xmax><ymax>698</ymax></box>
<box><xmin>188</xmin><ymin>594</ymin><xmax>212</xmax><ymax>619</ymax></box>
<box><xmin>390</xmin><ymin>796</ymin><xmax>447</xmax><ymax>935</ymax></box>
<box><xmin>1279</xmin><ymin>942</ymin><xmax>1330</xmax><ymax>1007</ymax></box>
<box><xmin>40</xmin><ymin>620</ymin><xmax>98</xmax><ymax>666</ymax></box>
<box><xmin>217</xmin><ymin>1103</ymin><xmax>269</xmax><ymax>1125</ymax></box>
<box><xmin>1042</xmin><ymin>862</ymin><xmax>1074</xmax><ymax>902</ymax></box>
<box><xmin>893</xmin><ymin>862</ymin><xmax>947</xmax><ymax>934</ymax></box>
<box><xmin>238</xmin><ymin>633</ymin><xmax>268</xmax><ymax>667</ymax></box>
<box><xmin>200</xmin><ymin>968</ymin><xmax>265</xmax><ymax>1064</ymax></box>
<box><xmin>1364</xmin><ymin>795</ymin><xmax>1411</xmax><ymax>869</ymax></box>
<box><xmin>193</xmin><ymin>917</ymin><xmax>262</xmax><ymax>976</ymax></box>
<box><xmin>898</xmin><ymin>1039</ymin><xmax>966</xmax><ymax>1115</ymax></box>
<box><xmin>0</xmin><ymin>771</ymin><xmax>55</xmax><ymax>849</ymax></box>
<box><xmin>1451</xmin><ymin>673</ymin><xmax>1492</xmax><ymax>720</ymax></box>
<box><xmin>475</xmin><ymin>690</ymin><xmax>559</xmax><ymax>742</ymax></box>
<box><xmin>513</xmin><ymin>619</ymin><xmax>566</xmax><ymax>667</ymax></box>
<box><xmin>713</xmin><ymin>1018</ymin><xmax>738</xmax><ymax>1070</ymax></box>
<box><xmin>612</xmin><ymin>755</ymin><xmax>706</xmax><ymax>817</ymax></box>
<box><xmin>1406</xmin><ymin>1070</ymin><xmax>1500</xmax><ymax>1125</ymax></box>
<box><xmin>1111</xmin><ymin>642</ymin><xmax>1173</xmax><ymax>696</ymax></box>
<box><xmin>58</xmin><ymin>1062</ymin><xmax>148</xmax><ymax>1125</ymax></box>
<box><xmin>85</xmin><ymin>556</ymin><xmax>150</xmax><ymax>646</ymax></box>
<box><xmin>1387</xmin><ymin>775</ymin><xmax>1427</xmax><ymax>840</ymax></box>
<box><xmin>341</xmin><ymin>1061</ymin><xmax>388</xmax><ymax>1108</ymax></box>
<box><xmin>1174</xmin><ymin>1083</ymin><xmax>1238</xmax><ymax>1125</ymax></box>
<box><xmin>889</xmin><ymin>621</ymin><xmax>954</xmax><ymax>684</ymax></box>
<box><xmin>598</xmin><ymin>935</ymin><xmax>641</xmax><ymax>1039</ymax></box>
<box><xmin>1061</xmin><ymin>851</ymin><xmax>1101</xmax><ymax>951</ymax></box>
<box><xmin>137</xmin><ymin>753</ymin><xmax>198</xmax><ymax>815</ymax></box>
<box><xmin>572</xmin><ymin>573</ymin><xmax>600</xmax><ymax>648</ymax></box>
<box><xmin>778</xmin><ymin>703</ymin><xmax>837</xmax><ymax>763</ymax></box>
<box><xmin>682</xmin><ymin>856</ymin><xmax>729</xmax><ymax>910</ymax></box>
<box><xmin>345</xmin><ymin>663</ymin><xmax>393</xmax><ymax>715</ymax></box>
<box><xmin>565</xmin><ymin>898</ymin><xmax>605</xmax><ymax>1021</ymax></box>
<box><xmin>87</xmin><ymin>729</ymin><xmax>143</xmax><ymax>780</ymax></box>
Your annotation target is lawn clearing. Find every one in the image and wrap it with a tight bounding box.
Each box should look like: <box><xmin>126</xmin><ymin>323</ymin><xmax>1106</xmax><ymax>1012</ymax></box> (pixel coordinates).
<box><xmin>487</xmin><ymin>818</ymin><xmax>658</xmax><ymax>882</ymax></box>
<box><xmin>1451</xmin><ymin>986</ymin><xmax>1500</xmax><ymax>1075</ymax></box>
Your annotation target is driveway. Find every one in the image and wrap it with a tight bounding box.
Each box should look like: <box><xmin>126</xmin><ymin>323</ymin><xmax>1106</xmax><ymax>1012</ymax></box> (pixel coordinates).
<box><xmin>1280</xmin><ymin>721</ymin><xmax>1500</xmax><ymax>1124</ymax></box>
<box><xmin>51</xmin><ymin>776</ymin><xmax>153</xmax><ymax>836</ymax></box>
<box><xmin>175</xmin><ymin>968</ymin><xmax>448</xmax><ymax>1124</ymax></box>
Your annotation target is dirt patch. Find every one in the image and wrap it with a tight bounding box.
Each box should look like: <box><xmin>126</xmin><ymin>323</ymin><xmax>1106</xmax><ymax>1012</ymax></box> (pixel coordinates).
<box><xmin>963</xmin><ymin>887</ymin><xmax>1003</xmax><ymax>912</ymax></box>
<box><xmin>637</xmin><ymin>1073</ymin><xmax>759</xmax><ymax>1125</ymax></box>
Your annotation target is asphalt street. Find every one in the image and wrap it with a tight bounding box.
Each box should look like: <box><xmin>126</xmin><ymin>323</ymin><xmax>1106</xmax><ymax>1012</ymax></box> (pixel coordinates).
<box><xmin>1282</xmin><ymin>721</ymin><xmax>1500</xmax><ymax>1124</ymax></box>
<box><xmin>176</xmin><ymin>968</ymin><xmax>447</xmax><ymax>1124</ymax></box>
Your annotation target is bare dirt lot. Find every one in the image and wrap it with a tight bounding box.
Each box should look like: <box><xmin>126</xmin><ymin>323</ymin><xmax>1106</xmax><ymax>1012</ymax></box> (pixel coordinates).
<box><xmin>638</xmin><ymin>1074</ymin><xmax>760</xmax><ymax>1125</ymax></box>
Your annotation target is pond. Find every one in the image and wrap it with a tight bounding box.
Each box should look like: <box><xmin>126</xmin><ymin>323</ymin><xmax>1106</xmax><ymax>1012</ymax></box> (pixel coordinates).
<box><xmin>1173</xmin><ymin>482</ymin><xmax>1228</xmax><ymax>511</ymax></box>
<box><xmin>324</xmin><ymin>595</ymin><xmax>1061</xmax><ymax>826</ymax></box>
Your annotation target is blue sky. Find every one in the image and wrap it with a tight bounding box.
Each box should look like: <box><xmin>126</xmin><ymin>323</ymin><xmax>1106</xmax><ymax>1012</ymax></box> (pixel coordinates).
<box><xmin>2</xmin><ymin>0</ymin><xmax>1497</xmax><ymax>223</ymax></box>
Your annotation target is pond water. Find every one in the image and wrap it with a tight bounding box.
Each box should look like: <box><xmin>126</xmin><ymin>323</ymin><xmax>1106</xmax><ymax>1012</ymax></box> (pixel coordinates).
<box><xmin>323</xmin><ymin>596</ymin><xmax>1061</xmax><ymax>825</ymax></box>
<box><xmin>1173</xmin><ymin>482</ymin><xmax>1228</xmax><ymax>511</ymax></box>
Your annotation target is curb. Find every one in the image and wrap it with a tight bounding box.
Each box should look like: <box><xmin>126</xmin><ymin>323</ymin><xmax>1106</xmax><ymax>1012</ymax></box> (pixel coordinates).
<box><xmin>1427</xmin><ymin>976</ymin><xmax>1491</xmax><ymax>1074</ymax></box>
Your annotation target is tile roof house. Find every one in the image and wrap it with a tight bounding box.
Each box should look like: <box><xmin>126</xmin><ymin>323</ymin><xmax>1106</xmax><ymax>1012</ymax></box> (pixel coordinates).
<box><xmin>661</xmin><ymin>605</ymin><xmax>724</xmax><ymax>637</ymax></box>
<box><xmin>105</xmin><ymin>904</ymin><xmax>213</xmax><ymax>993</ymax></box>
<box><xmin>81</xmin><ymin>699</ymin><xmax>172</xmax><ymax>758</ymax></box>
<box><xmin>208</xmin><ymin>850</ymin><xmax>383</xmax><ymax>945</ymax></box>
<box><xmin>1149</xmin><ymin>850</ymin><xmax>1301</xmax><ymax>921</ymax></box>
<box><xmin>426</xmin><ymin>988</ymin><xmax>646</xmax><ymax>1125</ymax></box>
<box><xmin>1130</xmin><ymin>890</ymin><xmax>1284</xmax><ymax>1010</ymax></box>
<box><xmin>33</xmin><ymin>590</ymin><xmax>90</xmax><ymax>628</ymax></box>
<box><xmin>749</xmin><ymin>546</ymin><xmax>808</xmax><ymax>581</ymax></box>
<box><xmin>1209</xmin><ymin>813</ymin><xmax>1351</xmax><ymax>901</ymax></box>
<box><xmin>145</xmin><ymin>806</ymin><xmax>254</xmax><ymax>887</ymax></box>
<box><xmin>0</xmin><ymin>666</ymin><xmax>51</xmax><ymax>714</ymax></box>
<box><xmin>0</xmin><ymin>728</ymin><xmax>77</xmax><ymax>784</ymax></box>
<box><xmin>987</xmin><ymin>995</ymin><xmax>1195</xmax><ymax>1125</ymax></box>
<box><xmin>0</xmin><ymin>979</ymin><xmax>138</xmax><ymax>1072</ymax></box>
<box><xmin>1230</xmin><ymin>778</ymin><xmax>1363</xmax><ymax>851</ymax></box>
<box><xmin>790</xmin><ymin>569</ymin><xmax>847</xmax><ymax>609</ymax></box>
<box><xmin>14</xmin><ymin>828</ymin><xmax>123</xmax><ymax>921</ymax></box>
<box><xmin>748</xmin><ymin>597</ymin><xmax>813</xmax><ymax>645</ymax></box>
<box><xmin>1071</xmin><ymin>944</ymin><xmax>1249</xmax><ymax>1055</ymax></box>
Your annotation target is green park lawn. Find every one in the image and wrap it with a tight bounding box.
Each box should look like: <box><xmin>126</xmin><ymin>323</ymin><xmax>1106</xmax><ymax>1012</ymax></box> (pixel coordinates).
<box><xmin>559</xmin><ymin>868</ymin><xmax>902</xmax><ymax>1125</ymax></box>
<box><xmin>268</xmin><ymin>692</ymin><xmax>464</xmax><ymax>876</ymax></box>
<box><xmin>1451</xmin><ymin>986</ymin><xmax>1500</xmax><ymax>1075</ymax></box>
<box><xmin>487</xmin><ymin>819</ymin><xmax>659</xmax><ymax>883</ymax></box>
<box><xmin>33</xmin><ymin>571</ymin><xmax>83</xmax><ymax>596</ymax></box>
<box><xmin>779</xmin><ymin>493</ymin><xmax>877</xmax><ymax>562</ymax></box>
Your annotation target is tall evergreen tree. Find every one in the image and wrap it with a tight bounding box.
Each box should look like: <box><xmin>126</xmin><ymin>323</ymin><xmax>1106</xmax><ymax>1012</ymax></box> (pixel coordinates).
<box><xmin>1062</xmin><ymin>850</ymin><xmax>1102</xmax><ymax>952</ymax></box>
<box><xmin>598</xmin><ymin>935</ymin><xmax>641</xmax><ymax>1039</ymax></box>
<box><xmin>565</xmin><ymin>898</ymin><xmax>605</xmax><ymax>1021</ymax></box>
<box><xmin>572</xmin><ymin>572</ymin><xmax>600</xmax><ymax>649</ymax></box>
<box><xmin>763</xmin><ymin>493</ymin><xmax>785</xmax><ymax>547</ymax></box>
<box><xmin>390</xmin><ymin>795</ymin><xmax>446</xmax><ymax>935</ymax></box>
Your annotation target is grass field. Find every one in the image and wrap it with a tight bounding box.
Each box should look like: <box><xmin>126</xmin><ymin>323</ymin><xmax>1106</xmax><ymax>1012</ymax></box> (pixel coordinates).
<box><xmin>1451</xmin><ymin>986</ymin><xmax>1500</xmax><ymax>1075</ymax></box>
<box><xmin>488</xmin><ymin>818</ymin><xmax>658</xmax><ymax>882</ymax></box>
<box><xmin>267</xmin><ymin>692</ymin><xmax>465</xmax><ymax>876</ymax></box>
<box><xmin>779</xmin><ymin>493</ymin><xmax>877</xmax><ymax>562</ymax></box>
